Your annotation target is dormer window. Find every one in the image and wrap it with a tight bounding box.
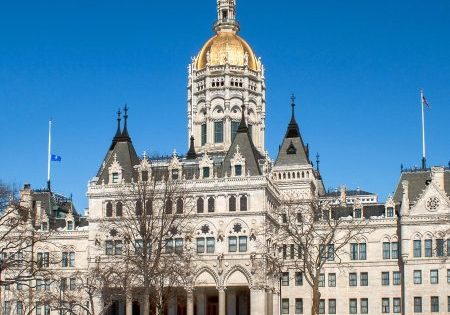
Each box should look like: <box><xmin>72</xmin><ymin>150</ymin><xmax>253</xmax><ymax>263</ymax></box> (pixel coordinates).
<box><xmin>386</xmin><ymin>207</ymin><xmax>394</xmax><ymax>217</ymax></box>
<box><xmin>41</xmin><ymin>222</ymin><xmax>48</xmax><ymax>231</ymax></box>
<box><xmin>235</xmin><ymin>165</ymin><xmax>242</xmax><ymax>176</ymax></box>
<box><xmin>112</xmin><ymin>173</ymin><xmax>119</xmax><ymax>184</ymax></box>
<box><xmin>203</xmin><ymin>167</ymin><xmax>210</xmax><ymax>178</ymax></box>
<box><xmin>142</xmin><ymin>171</ymin><xmax>149</xmax><ymax>182</ymax></box>
<box><xmin>172</xmin><ymin>169</ymin><xmax>179</xmax><ymax>180</ymax></box>
<box><xmin>354</xmin><ymin>209</ymin><xmax>362</xmax><ymax>219</ymax></box>
<box><xmin>67</xmin><ymin>221</ymin><xmax>74</xmax><ymax>231</ymax></box>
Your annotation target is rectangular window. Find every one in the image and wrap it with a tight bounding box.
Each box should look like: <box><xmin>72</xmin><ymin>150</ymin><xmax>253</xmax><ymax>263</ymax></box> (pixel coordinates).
<box><xmin>290</xmin><ymin>244</ymin><xmax>295</xmax><ymax>259</ymax></box>
<box><xmin>4</xmin><ymin>301</ymin><xmax>11</xmax><ymax>315</ymax></box>
<box><xmin>431</xmin><ymin>296</ymin><xmax>439</xmax><ymax>312</ymax></box>
<box><xmin>175</xmin><ymin>238</ymin><xmax>184</xmax><ymax>253</ymax></box>
<box><xmin>393</xmin><ymin>298</ymin><xmax>401</xmax><ymax>313</ymax></box>
<box><xmin>425</xmin><ymin>239</ymin><xmax>432</xmax><ymax>257</ymax></box>
<box><xmin>231</xmin><ymin>121</ymin><xmax>240</xmax><ymax>141</ymax></box>
<box><xmin>430</xmin><ymin>269</ymin><xmax>438</xmax><ymax>284</ymax></box>
<box><xmin>295</xmin><ymin>298</ymin><xmax>303</xmax><ymax>314</ymax></box>
<box><xmin>361</xmin><ymin>298</ymin><xmax>368</xmax><ymax>314</ymax></box>
<box><xmin>206</xmin><ymin>237</ymin><xmax>215</xmax><ymax>253</ymax></box>
<box><xmin>350</xmin><ymin>243</ymin><xmax>358</xmax><ymax>260</ymax></box>
<box><xmin>295</xmin><ymin>272</ymin><xmax>303</xmax><ymax>286</ymax></box>
<box><xmin>447</xmin><ymin>239</ymin><xmax>450</xmax><ymax>256</ymax></box>
<box><xmin>387</xmin><ymin>207</ymin><xmax>394</xmax><ymax>217</ymax></box>
<box><xmin>382</xmin><ymin>298</ymin><xmax>390</xmax><ymax>313</ymax></box>
<box><xmin>393</xmin><ymin>271</ymin><xmax>401</xmax><ymax>285</ymax></box>
<box><xmin>165</xmin><ymin>239</ymin><xmax>174</xmax><ymax>253</ymax></box>
<box><xmin>62</xmin><ymin>252</ymin><xmax>75</xmax><ymax>267</ymax></box>
<box><xmin>329</xmin><ymin>299</ymin><xmax>336</xmax><ymax>314</ymax></box>
<box><xmin>359</xmin><ymin>243</ymin><xmax>367</xmax><ymax>260</ymax></box>
<box><xmin>69</xmin><ymin>277</ymin><xmax>76</xmax><ymax>291</ymax></box>
<box><xmin>319</xmin><ymin>299</ymin><xmax>325</xmax><ymax>314</ymax></box>
<box><xmin>414</xmin><ymin>270</ymin><xmax>422</xmax><ymax>284</ymax></box>
<box><xmin>196</xmin><ymin>238</ymin><xmax>205</xmax><ymax>254</ymax></box>
<box><xmin>16</xmin><ymin>302</ymin><xmax>23</xmax><ymax>315</ymax></box>
<box><xmin>447</xmin><ymin>269</ymin><xmax>450</xmax><ymax>283</ymax></box>
<box><xmin>414</xmin><ymin>240</ymin><xmax>422</xmax><ymax>257</ymax></box>
<box><xmin>327</xmin><ymin>244</ymin><xmax>335</xmax><ymax>261</ymax></box>
<box><xmin>383</xmin><ymin>242</ymin><xmax>391</xmax><ymax>259</ymax></box>
<box><xmin>328</xmin><ymin>273</ymin><xmax>336</xmax><ymax>287</ymax></box>
<box><xmin>447</xmin><ymin>296</ymin><xmax>450</xmax><ymax>312</ymax></box>
<box><xmin>281</xmin><ymin>299</ymin><xmax>289</xmax><ymax>314</ymax></box>
<box><xmin>436</xmin><ymin>239</ymin><xmax>444</xmax><ymax>257</ymax></box>
<box><xmin>349</xmin><ymin>299</ymin><xmax>357</xmax><ymax>314</ymax></box>
<box><xmin>114</xmin><ymin>240</ymin><xmax>123</xmax><ymax>255</ymax></box>
<box><xmin>382</xmin><ymin>272</ymin><xmax>390</xmax><ymax>286</ymax></box>
<box><xmin>392</xmin><ymin>242</ymin><xmax>399</xmax><ymax>259</ymax></box>
<box><xmin>36</xmin><ymin>305</ymin><xmax>42</xmax><ymax>315</ymax></box>
<box><xmin>37</xmin><ymin>252</ymin><xmax>49</xmax><ymax>268</ymax></box>
<box><xmin>228</xmin><ymin>236</ymin><xmax>237</xmax><ymax>252</ymax></box>
<box><xmin>238</xmin><ymin>236</ymin><xmax>247</xmax><ymax>252</ymax></box>
<box><xmin>234</xmin><ymin>165</ymin><xmax>242</xmax><ymax>176</ymax></box>
<box><xmin>354</xmin><ymin>208</ymin><xmax>362</xmax><ymax>218</ymax></box>
<box><xmin>60</xmin><ymin>278</ymin><xmax>67</xmax><ymax>291</ymax></box>
<box><xmin>112</xmin><ymin>173</ymin><xmax>119</xmax><ymax>183</ymax></box>
<box><xmin>349</xmin><ymin>272</ymin><xmax>357</xmax><ymax>286</ymax></box>
<box><xmin>201</xmin><ymin>124</ymin><xmax>207</xmax><ymax>146</ymax></box>
<box><xmin>360</xmin><ymin>272</ymin><xmax>368</xmax><ymax>286</ymax></box>
<box><xmin>318</xmin><ymin>273</ymin><xmax>325</xmax><ymax>287</ymax></box>
<box><xmin>214</xmin><ymin>121</ymin><xmax>223</xmax><ymax>143</ymax></box>
<box><xmin>414</xmin><ymin>297</ymin><xmax>422</xmax><ymax>313</ymax></box>
<box><xmin>281</xmin><ymin>272</ymin><xmax>289</xmax><ymax>286</ymax></box>
<box><xmin>202</xmin><ymin>167</ymin><xmax>210</xmax><ymax>178</ymax></box>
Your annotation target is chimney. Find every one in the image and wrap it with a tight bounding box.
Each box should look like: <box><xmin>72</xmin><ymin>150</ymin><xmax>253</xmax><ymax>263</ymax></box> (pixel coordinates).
<box><xmin>431</xmin><ymin>166</ymin><xmax>445</xmax><ymax>191</ymax></box>
<box><xmin>400</xmin><ymin>180</ymin><xmax>410</xmax><ymax>216</ymax></box>
<box><xmin>340</xmin><ymin>185</ymin><xmax>347</xmax><ymax>206</ymax></box>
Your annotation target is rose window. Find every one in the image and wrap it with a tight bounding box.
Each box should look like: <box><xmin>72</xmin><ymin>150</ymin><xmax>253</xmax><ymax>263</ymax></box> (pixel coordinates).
<box><xmin>426</xmin><ymin>196</ymin><xmax>440</xmax><ymax>211</ymax></box>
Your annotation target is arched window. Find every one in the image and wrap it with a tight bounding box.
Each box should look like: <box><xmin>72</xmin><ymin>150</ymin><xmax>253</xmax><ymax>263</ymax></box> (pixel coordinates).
<box><xmin>116</xmin><ymin>202</ymin><xmax>123</xmax><ymax>217</ymax></box>
<box><xmin>176</xmin><ymin>198</ymin><xmax>183</xmax><ymax>214</ymax></box>
<box><xmin>135</xmin><ymin>201</ymin><xmax>142</xmax><ymax>216</ymax></box>
<box><xmin>208</xmin><ymin>197</ymin><xmax>215</xmax><ymax>213</ymax></box>
<box><xmin>165</xmin><ymin>199</ymin><xmax>173</xmax><ymax>214</ymax></box>
<box><xmin>197</xmin><ymin>198</ymin><xmax>204</xmax><ymax>213</ymax></box>
<box><xmin>145</xmin><ymin>200</ymin><xmax>153</xmax><ymax>215</ymax></box>
<box><xmin>229</xmin><ymin>196</ymin><xmax>236</xmax><ymax>212</ymax></box>
<box><xmin>240</xmin><ymin>195</ymin><xmax>248</xmax><ymax>211</ymax></box>
<box><xmin>106</xmin><ymin>202</ymin><xmax>113</xmax><ymax>217</ymax></box>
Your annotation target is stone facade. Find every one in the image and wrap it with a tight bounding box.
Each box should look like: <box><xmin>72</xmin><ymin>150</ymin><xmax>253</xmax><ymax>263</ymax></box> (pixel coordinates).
<box><xmin>3</xmin><ymin>1</ymin><xmax>449</xmax><ymax>315</ymax></box>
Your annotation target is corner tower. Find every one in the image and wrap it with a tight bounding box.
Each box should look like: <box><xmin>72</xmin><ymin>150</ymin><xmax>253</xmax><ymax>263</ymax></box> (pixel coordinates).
<box><xmin>188</xmin><ymin>0</ymin><xmax>266</xmax><ymax>155</ymax></box>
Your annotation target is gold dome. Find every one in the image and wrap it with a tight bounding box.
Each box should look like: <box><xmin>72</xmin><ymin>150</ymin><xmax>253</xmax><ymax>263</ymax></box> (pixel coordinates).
<box><xmin>196</xmin><ymin>32</ymin><xmax>259</xmax><ymax>71</ymax></box>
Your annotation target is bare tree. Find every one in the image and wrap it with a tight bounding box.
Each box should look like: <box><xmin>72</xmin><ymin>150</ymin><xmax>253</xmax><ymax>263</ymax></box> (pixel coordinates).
<box><xmin>98</xmin><ymin>171</ymin><xmax>194</xmax><ymax>315</ymax></box>
<box><xmin>268</xmin><ymin>196</ymin><xmax>371</xmax><ymax>315</ymax></box>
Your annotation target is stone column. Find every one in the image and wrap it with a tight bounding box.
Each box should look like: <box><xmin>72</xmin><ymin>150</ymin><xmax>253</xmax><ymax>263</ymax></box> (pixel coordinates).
<box><xmin>196</xmin><ymin>290</ymin><xmax>206</xmax><ymax>315</ymax></box>
<box><xmin>226</xmin><ymin>290</ymin><xmax>236</xmax><ymax>315</ymax></box>
<box><xmin>126</xmin><ymin>291</ymin><xmax>133</xmax><ymax>315</ymax></box>
<box><xmin>218</xmin><ymin>287</ymin><xmax>226</xmax><ymax>315</ymax></box>
<box><xmin>250</xmin><ymin>289</ymin><xmax>266</xmax><ymax>315</ymax></box>
<box><xmin>266</xmin><ymin>290</ymin><xmax>273</xmax><ymax>315</ymax></box>
<box><xmin>168</xmin><ymin>295</ymin><xmax>177</xmax><ymax>315</ymax></box>
<box><xmin>186</xmin><ymin>289</ymin><xmax>194</xmax><ymax>315</ymax></box>
<box><xmin>272</xmin><ymin>291</ymin><xmax>280</xmax><ymax>315</ymax></box>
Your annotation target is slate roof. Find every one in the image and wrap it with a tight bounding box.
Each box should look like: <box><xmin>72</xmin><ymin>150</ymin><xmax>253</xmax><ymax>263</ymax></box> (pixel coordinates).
<box><xmin>393</xmin><ymin>169</ymin><xmax>450</xmax><ymax>204</ymax></box>
<box><xmin>222</xmin><ymin>106</ymin><xmax>263</xmax><ymax>177</ymax></box>
<box><xmin>324</xmin><ymin>189</ymin><xmax>376</xmax><ymax>198</ymax></box>
<box><xmin>274</xmin><ymin>103</ymin><xmax>310</xmax><ymax>167</ymax></box>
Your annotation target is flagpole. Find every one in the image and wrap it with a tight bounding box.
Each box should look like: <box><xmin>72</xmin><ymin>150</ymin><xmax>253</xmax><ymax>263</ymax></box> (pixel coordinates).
<box><xmin>47</xmin><ymin>120</ymin><xmax>52</xmax><ymax>191</ymax></box>
<box><xmin>420</xmin><ymin>89</ymin><xmax>426</xmax><ymax>169</ymax></box>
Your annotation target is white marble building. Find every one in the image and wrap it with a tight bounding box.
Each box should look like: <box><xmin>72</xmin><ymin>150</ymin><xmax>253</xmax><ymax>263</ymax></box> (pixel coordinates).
<box><xmin>4</xmin><ymin>1</ymin><xmax>449</xmax><ymax>315</ymax></box>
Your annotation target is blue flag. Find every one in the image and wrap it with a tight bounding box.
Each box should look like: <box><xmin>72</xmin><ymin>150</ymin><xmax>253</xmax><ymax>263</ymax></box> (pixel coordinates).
<box><xmin>51</xmin><ymin>154</ymin><xmax>62</xmax><ymax>162</ymax></box>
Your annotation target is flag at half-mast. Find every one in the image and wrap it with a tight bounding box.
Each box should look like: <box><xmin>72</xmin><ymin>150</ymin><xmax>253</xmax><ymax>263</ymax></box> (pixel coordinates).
<box><xmin>422</xmin><ymin>92</ymin><xmax>430</xmax><ymax>108</ymax></box>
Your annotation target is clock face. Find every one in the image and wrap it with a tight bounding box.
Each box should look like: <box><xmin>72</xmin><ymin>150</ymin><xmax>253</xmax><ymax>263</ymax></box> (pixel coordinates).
<box><xmin>425</xmin><ymin>196</ymin><xmax>440</xmax><ymax>211</ymax></box>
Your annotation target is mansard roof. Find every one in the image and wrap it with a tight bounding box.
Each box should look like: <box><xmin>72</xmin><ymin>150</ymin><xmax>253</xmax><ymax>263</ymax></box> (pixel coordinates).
<box><xmin>274</xmin><ymin>100</ymin><xmax>310</xmax><ymax>167</ymax></box>
<box><xmin>393</xmin><ymin>168</ymin><xmax>450</xmax><ymax>204</ymax></box>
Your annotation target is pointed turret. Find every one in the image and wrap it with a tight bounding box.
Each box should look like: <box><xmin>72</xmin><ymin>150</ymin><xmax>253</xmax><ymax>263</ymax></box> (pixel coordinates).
<box><xmin>96</xmin><ymin>106</ymin><xmax>140</xmax><ymax>184</ymax></box>
<box><xmin>274</xmin><ymin>95</ymin><xmax>310</xmax><ymax>167</ymax></box>
<box><xmin>222</xmin><ymin>105</ymin><xmax>263</xmax><ymax>177</ymax></box>
<box><xmin>186</xmin><ymin>136</ymin><xmax>197</xmax><ymax>160</ymax></box>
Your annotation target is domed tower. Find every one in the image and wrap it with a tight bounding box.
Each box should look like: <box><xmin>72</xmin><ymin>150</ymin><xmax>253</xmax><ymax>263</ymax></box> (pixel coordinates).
<box><xmin>187</xmin><ymin>0</ymin><xmax>266</xmax><ymax>155</ymax></box>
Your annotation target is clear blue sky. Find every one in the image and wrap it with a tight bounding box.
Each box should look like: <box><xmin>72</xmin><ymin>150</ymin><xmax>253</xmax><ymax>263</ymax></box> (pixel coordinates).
<box><xmin>1</xmin><ymin>1</ymin><xmax>449</xmax><ymax>212</ymax></box>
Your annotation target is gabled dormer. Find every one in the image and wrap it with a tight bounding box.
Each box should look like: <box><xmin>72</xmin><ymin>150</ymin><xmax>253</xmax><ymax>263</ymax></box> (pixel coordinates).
<box><xmin>199</xmin><ymin>152</ymin><xmax>214</xmax><ymax>179</ymax></box>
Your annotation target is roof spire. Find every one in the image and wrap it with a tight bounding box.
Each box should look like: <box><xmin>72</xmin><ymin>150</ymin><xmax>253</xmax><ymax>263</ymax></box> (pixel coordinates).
<box><xmin>286</xmin><ymin>94</ymin><xmax>300</xmax><ymax>138</ymax></box>
<box><xmin>291</xmin><ymin>93</ymin><xmax>296</xmax><ymax>120</ymax></box>
<box><xmin>110</xmin><ymin>109</ymin><xmax>122</xmax><ymax>150</ymax></box>
<box><xmin>214</xmin><ymin>0</ymin><xmax>240</xmax><ymax>33</ymax></box>
<box><xmin>186</xmin><ymin>135</ymin><xmax>197</xmax><ymax>159</ymax></box>
<box><xmin>237</xmin><ymin>104</ymin><xmax>248</xmax><ymax>133</ymax></box>
<box><xmin>316</xmin><ymin>153</ymin><xmax>320</xmax><ymax>172</ymax></box>
<box><xmin>121</xmin><ymin>104</ymin><xmax>131</xmax><ymax>142</ymax></box>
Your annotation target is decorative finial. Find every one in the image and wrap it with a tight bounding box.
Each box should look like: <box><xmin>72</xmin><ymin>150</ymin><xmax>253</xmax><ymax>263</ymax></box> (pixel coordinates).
<box><xmin>316</xmin><ymin>153</ymin><xmax>320</xmax><ymax>172</ymax></box>
<box><xmin>400</xmin><ymin>163</ymin><xmax>404</xmax><ymax>172</ymax></box>
<box><xmin>186</xmin><ymin>135</ymin><xmax>197</xmax><ymax>159</ymax></box>
<box><xmin>291</xmin><ymin>93</ymin><xmax>296</xmax><ymax>118</ymax></box>
<box><xmin>121</xmin><ymin>104</ymin><xmax>131</xmax><ymax>141</ymax></box>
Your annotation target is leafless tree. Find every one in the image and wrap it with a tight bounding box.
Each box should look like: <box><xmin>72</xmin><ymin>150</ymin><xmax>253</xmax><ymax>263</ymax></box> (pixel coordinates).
<box><xmin>268</xmin><ymin>196</ymin><xmax>371</xmax><ymax>315</ymax></box>
<box><xmin>98</xmin><ymin>171</ymin><xmax>194</xmax><ymax>315</ymax></box>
